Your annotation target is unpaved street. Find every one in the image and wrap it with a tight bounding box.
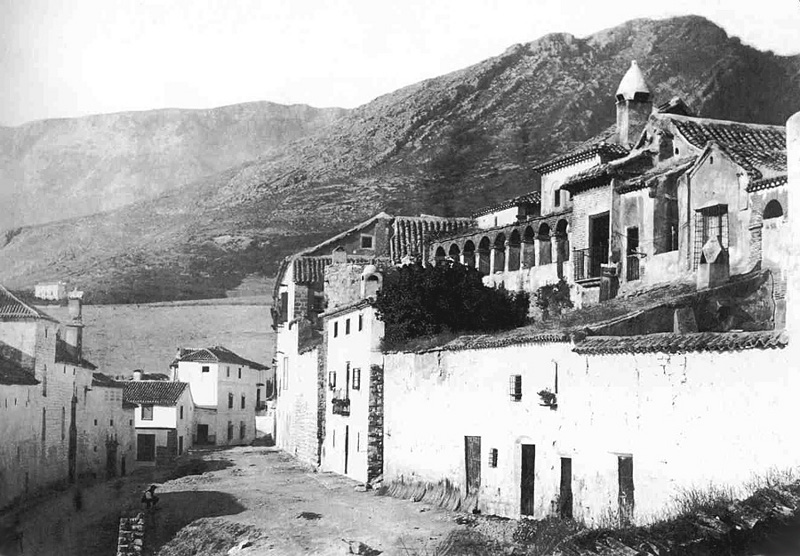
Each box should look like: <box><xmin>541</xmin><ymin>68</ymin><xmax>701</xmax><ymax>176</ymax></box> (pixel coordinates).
<box><xmin>10</xmin><ymin>447</ymin><xmax>465</xmax><ymax>556</ymax></box>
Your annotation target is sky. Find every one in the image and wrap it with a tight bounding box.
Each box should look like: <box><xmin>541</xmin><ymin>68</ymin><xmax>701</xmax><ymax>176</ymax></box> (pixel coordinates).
<box><xmin>1</xmin><ymin>0</ymin><xmax>799</xmax><ymax>127</ymax></box>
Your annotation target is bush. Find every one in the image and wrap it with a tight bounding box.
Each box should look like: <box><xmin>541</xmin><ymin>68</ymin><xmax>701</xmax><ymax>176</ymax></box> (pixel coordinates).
<box><xmin>533</xmin><ymin>279</ymin><xmax>573</xmax><ymax>320</ymax></box>
<box><xmin>372</xmin><ymin>262</ymin><xmax>529</xmax><ymax>349</ymax></box>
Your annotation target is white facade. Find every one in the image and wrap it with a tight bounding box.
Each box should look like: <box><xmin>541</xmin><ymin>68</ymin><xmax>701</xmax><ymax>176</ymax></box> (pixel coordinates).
<box><xmin>320</xmin><ymin>304</ymin><xmax>383</xmax><ymax>483</ymax></box>
<box><xmin>383</xmin><ymin>339</ymin><xmax>799</xmax><ymax>525</ymax></box>
<box><xmin>476</xmin><ymin>207</ymin><xmax>520</xmax><ymax>230</ymax></box>
<box><xmin>132</xmin><ymin>385</ymin><xmax>194</xmax><ymax>465</ymax></box>
<box><xmin>34</xmin><ymin>282</ymin><xmax>67</xmax><ymax>301</ymax></box>
<box><xmin>540</xmin><ymin>156</ymin><xmax>599</xmax><ymax>215</ymax></box>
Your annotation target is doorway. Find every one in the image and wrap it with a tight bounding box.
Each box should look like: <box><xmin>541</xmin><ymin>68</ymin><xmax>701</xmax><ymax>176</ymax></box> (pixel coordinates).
<box><xmin>137</xmin><ymin>434</ymin><xmax>156</xmax><ymax>462</ymax></box>
<box><xmin>344</xmin><ymin>425</ymin><xmax>350</xmax><ymax>475</ymax></box>
<box><xmin>559</xmin><ymin>457</ymin><xmax>573</xmax><ymax>519</ymax></box>
<box><xmin>589</xmin><ymin>213</ymin><xmax>610</xmax><ymax>277</ymax></box>
<box><xmin>106</xmin><ymin>440</ymin><xmax>118</xmax><ymax>478</ymax></box>
<box><xmin>197</xmin><ymin>424</ymin><xmax>209</xmax><ymax>445</ymax></box>
<box><xmin>520</xmin><ymin>444</ymin><xmax>536</xmax><ymax>516</ymax></box>
<box><xmin>464</xmin><ymin>436</ymin><xmax>482</xmax><ymax>496</ymax></box>
<box><xmin>618</xmin><ymin>455</ymin><xmax>634</xmax><ymax>525</ymax></box>
<box><xmin>626</xmin><ymin>227</ymin><xmax>640</xmax><ymax>281</ymax></box>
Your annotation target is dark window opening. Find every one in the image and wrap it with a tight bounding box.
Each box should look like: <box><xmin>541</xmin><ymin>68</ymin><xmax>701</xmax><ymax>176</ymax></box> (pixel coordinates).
<box><xmin>358</xmin><ymin>314</ymin><xmax>363</xmax><ymax>331</ymax></box>
<box><xmin>618</xmin><ymin>456</ymin><xmax>635</xmax><ymax>525</ymax></box>
<box><xmin>509</xmin><ymin>375</ymin><xmax>522</xmax><ymax>401</ymax></box>
<box><xmin>559</xmin><ymin>457</ymin><xmax>573</xmax><ymax>519</ymax></box>
<box><xmin>228</xmin><ymin>393</ymin><xmax>234</xmax><ymax>409</ymax></box>
<box><xmin>345</xmin><ymin>319</ymin><xmax>351</xmax><ymax>335</ymax></box>
<box><xmin>694</xmin><ymin>205</ymin><xmax>729</xmax><ymax>269</ymax></box>
<box><xmin>352</xmin><ymin>368</ymin><xmax>361</xmax><ymax>390</ymax></box>
<box><xmin>334</xmin><ymin>322</ymin><xmax>339</xmax><ymax>338</ymax></box>
<box><xmin>141</xmin><ymin>406</ymin><xmax>153</xmax><ymax>421</ymax></box>
<box><xmin>764</xmin><ymin>200</ymin><xmax>784</xmax><ymax>220</ymax></box>
<box><xmin>488</xmin><ymin>448</ymin><xmax>498</xmax><ymax>468</ymax></box>
<box><xmin>361</xmin><ymin>234</ymin><xmax>374</xmax><ymax>249</ymax></box>
<box><xmin>202</xmin><ymin>366</ymin><xmax>210</xmax><ymax>373</ymax></box>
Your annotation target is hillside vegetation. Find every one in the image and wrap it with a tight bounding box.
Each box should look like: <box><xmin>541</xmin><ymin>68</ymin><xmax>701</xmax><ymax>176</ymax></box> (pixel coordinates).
<box><xmin>1</xmin><ymin>16</ymin><xmax>798</xmax><ymax>303</ymax></box>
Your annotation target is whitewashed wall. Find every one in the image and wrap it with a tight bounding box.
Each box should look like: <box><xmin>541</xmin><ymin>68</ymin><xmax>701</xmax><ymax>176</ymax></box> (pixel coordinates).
<box><xmin>383</xmin><ymin>341</ymin><xmax>800</xmax><ymax>524</ymax></box>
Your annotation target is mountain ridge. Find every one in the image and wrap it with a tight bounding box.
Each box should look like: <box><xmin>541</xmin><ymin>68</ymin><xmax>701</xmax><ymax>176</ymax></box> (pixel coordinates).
<box><xmin>2</xmin><ymin>15</ymin><xmax>798</xmax><ymax>303</ymax></box>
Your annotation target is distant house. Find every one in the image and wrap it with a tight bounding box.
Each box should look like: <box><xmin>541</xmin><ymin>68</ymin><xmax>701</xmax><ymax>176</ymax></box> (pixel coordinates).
<box><xmin>81</xmin><ymin>372</ymin><xmax>135</xmax><ymax>478</ymax></box>
<box><xmin>171</xmin><ymin>346</ymin><xmax>269</xmax><ymax>447</ymax></box>
<box><xmin>34</xmin><ymin>282</ymin><xmax>67</xmax><ymax>301</ymax></box>
<box><xmin>123</xmin><ymin>380</ymin><xmax>194</xmax><ymax>466</ymax></box>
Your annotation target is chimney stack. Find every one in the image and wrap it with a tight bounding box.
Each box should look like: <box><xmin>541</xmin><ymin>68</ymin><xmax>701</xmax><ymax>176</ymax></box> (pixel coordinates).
<box><xmin>132</xmin><ymin>370</ymin><xmax>143</xmax><ymax>381</ymax></box>
<box><xmin>615</xmin><ymin>61</ymin><xmax>653</xmax><ymax>147</ymax></box>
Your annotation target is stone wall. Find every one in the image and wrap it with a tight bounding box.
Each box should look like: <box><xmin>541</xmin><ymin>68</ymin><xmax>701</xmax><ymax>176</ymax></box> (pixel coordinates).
<box><xmin>116</xmin><ymin>514</ymin><xmax>145</xmax><ymax>556</ymax></box>
<box><xmin>367</xmin><ymin>364</ymin><xmax>384</xmax><ymax>483</ymax></box>
<box><xmin>324</xmin><ymin>263</ymin><xmax>364</xmax><ymax>310</ymax></box>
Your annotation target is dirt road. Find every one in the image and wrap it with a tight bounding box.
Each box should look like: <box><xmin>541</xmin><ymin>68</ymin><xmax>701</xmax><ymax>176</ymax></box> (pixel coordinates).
<box><xmin>8</xmin><ymin>447</ymin><xmax>465</xmax><ymax>556</ymax></box>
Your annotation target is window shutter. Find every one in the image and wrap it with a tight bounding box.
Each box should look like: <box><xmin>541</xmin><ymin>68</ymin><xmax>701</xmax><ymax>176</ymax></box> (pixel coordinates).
<box><xmin>509</xmin><ymin>375</ymin><xmax>522</xmax><ymax>401</ymax></box>
<box><xmin>488</xmin><ymin>448</ymin><xmax>498</xmax><ymax>468</ymax></box>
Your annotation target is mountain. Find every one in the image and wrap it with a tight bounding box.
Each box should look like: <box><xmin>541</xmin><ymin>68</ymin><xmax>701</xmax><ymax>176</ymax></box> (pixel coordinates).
<box><xmin>1</xmin><ymin>16</ymin><xmax>798</xmax><ymax>303</ymax></box>
<box><xmin>0</xmin><ymin>102</ymin><xmax>347</xmax><ymax>228</ymax></box>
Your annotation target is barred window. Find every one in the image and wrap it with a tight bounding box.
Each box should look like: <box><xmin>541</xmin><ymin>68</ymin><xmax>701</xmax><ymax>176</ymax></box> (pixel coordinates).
<box><xmin>488</xmin><ymin>448</ymin><xmax>499</xmax><ymax>468</ymax></box>
<box><xmin>352</xmin><ymin>368</ymin><xmax>361</xmax><ymax>390</ymax></box>
<box><xmin>509</xmin><ymin>375</ymin><xmax>522</xmax><ymax>401</ymax></box>
<box><xmin>694</xmin><ymin>204</ymin><xmax>729</xmax><ymax>269</ymax></box>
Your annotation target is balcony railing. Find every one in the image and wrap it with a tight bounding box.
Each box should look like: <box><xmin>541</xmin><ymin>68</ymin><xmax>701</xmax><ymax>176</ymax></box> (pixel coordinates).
<box><xmin>332</xmin><ymin>398</ymin><xmax>351</xmax><ymax>416</ymax></box>
<box><xmin>573</xmin><ymin>246</ymin><xmax>608</xmax><ymax>281</ymax></box>
<box><xmin>626</xmin><ymin>255</ymin><xmax>641</xmax><ymax>282</ymax></box>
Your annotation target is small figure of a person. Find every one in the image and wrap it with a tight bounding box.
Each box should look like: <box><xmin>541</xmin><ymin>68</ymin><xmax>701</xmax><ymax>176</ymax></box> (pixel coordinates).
<box><xmin>141</xmin><ymin>485</ymin><xmax>159</xmax><ymax>509</ymax></box>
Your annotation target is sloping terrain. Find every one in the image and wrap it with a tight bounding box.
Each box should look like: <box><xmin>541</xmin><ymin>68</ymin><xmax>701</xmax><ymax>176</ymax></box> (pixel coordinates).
<box><xmin>0</xmin><ymin>102</ymin><xmax>347</xmax><ymax>228</ymax></box>
<box><xmin>2</xmin><ymin>15</ymin><xmax>798</xmax><ymax>302</ymax></box>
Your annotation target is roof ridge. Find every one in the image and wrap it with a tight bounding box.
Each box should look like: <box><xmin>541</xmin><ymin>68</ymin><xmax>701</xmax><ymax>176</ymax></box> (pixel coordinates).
<box><xmin>657</xmin><ymin>112</ymin><xmax>786</xmax><ymax>131</ymax></box>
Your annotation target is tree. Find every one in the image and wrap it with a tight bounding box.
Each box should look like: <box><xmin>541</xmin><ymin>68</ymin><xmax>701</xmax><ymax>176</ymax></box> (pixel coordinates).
<box><xmin>371</xmin><ymin>262</ymin><xmax>529</xmax><ymax>349</ymax></box>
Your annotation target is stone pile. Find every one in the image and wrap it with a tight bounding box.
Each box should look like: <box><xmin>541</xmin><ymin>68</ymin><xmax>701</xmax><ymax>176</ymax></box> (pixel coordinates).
<box><xmin>116</xmin><ymin>513</ymin><xmax>145</xmax><ymax>556</ymax></box>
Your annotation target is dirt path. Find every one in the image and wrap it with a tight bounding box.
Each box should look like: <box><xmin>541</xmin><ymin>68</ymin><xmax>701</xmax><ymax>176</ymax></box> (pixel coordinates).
<box><xmin>7</xmin><ymin>447</ymin><xmax>464</xmax><ymax>556</ymax></box>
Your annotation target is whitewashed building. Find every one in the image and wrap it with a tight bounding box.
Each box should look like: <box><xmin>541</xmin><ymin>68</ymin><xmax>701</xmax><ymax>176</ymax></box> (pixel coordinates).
<box><xmin>34</xmin><ymin>282</ymin><xmax>67</xmax><ymax>301</ymax></box>
<box><xmin>123</xmin><ymin>380</ymin><xmax>194</xmax><ymax>466</ymax></box>
<box><xmin>171</xmin><ymin>346</ymin><xmax>268</xmax><ymax>446</ymax></box>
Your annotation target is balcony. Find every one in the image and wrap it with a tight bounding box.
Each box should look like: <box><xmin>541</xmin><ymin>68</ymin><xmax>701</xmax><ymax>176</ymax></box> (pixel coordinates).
<box><xmin>573</xmin><ymin>246</ymin><xmax>608</xmax><ymax>282</ymax></box>
<box><xmin>332</xmin><ymin>398</ymin><xmax>351</xmax><ymax>416</ymax></box>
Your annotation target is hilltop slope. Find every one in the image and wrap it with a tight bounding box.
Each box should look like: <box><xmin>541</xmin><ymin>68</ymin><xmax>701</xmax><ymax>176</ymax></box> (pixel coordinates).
<box><xmin>1</xmin><ymin>102</ymin><xmax>347</xmax><ymax>227</ymax></box>
<box><xmin>1</xmin><ymin>16</ymin><xmax>798</xmax><ymax>302</ymax></box>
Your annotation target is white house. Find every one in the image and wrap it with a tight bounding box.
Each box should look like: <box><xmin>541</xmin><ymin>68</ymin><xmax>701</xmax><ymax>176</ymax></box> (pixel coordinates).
<box><xmin>34</xmin><ymin>282</ymin><xmax>67</xmax><ymax>301</ymax></box>
<box><xmin>123</xmin><ymin>380</ymin><xmax>194</xmax><ymax>466</ymax></box>
<box><xmin>171</xmin><ymin>346</ymin><xmax>268</xmax><ymax>446</ymax></box>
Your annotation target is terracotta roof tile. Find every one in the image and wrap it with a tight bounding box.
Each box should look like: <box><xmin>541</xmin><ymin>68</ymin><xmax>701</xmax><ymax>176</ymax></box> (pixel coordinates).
<box><xmin>573</xmin><ymin>330</ymin><xmax>788</xmax><ymax>355</ymax></box>
<box><xmin>533</xmin><ymin>141</ymin><xmax>629</xmax><ymax>174</ymax></box>
<box><xmin>123</xmin><ymin>381</ymin><xmax>189</xmax><ymax>406</ymax></box>
<box><xmin>0</xmin><ymin>285</ymin><xmax>57</xmax><ymax>321</ymax></box>
<box><xmin>92</xmin><ymin>372</ymin><xmax>123</xmax><ymax>388</ymax></box>
<box><xmin>390</xmin><ymin>216</ymin><xmax>474</xmax><ymax>262</ymax></box>
<box><xmin>747</xmin><ymin>174</ymin><xmax>788</xmax><ymax>193</ymax></box>
<box><xmin>177</xmin><ymin>346</ymin><xmax>269</xmax><ymax>370</ymax></box>
<box><xmin>472</xmin><ymin>192</ymin><xmax>541</xmax><ymax>218</ymax></box>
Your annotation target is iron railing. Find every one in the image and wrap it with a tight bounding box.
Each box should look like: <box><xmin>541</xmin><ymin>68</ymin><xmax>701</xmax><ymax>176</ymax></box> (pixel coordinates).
<box><xmin>332</xmin><ymin>398</ymin><xmax>350</xmax><ymax>416</ymax></box>
<box><xmin>573</xmin><ymin>246</ymin><xmax>608</xmax><ymax>281</ymax></box>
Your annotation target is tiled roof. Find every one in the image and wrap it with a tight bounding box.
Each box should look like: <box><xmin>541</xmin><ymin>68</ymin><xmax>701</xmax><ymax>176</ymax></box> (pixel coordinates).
<box><xmin>0</xmin><ymin>355</ymin><xmax>39</xmax><ymax>386</ymax></box>
<box><xmin>293</xmin><ymin>255</ymin><xmax>390</xmax><ymax>284</ymax></box>
<box><xmin>533</xmin><ymin>142</ymin><xmax>629</xmax><ymax>174</ymax></box>
<box><xmin>177</xmin><ymin>346</ymin><xmax>269</xmax><ymax>370</ymax></box>
<box><xmin>472</xmin><ymin>192</ymin><xmax>541</xmax><ymax>218</ymax></box>
<box><xmin>92</xmin><ymin>372</ymin><xmax>123</xmax><ymax>388</ymax></box>
<box><xmin>123</xmin><ymin>381</ymin><xmax>189</xmax><ymax>406</ymax></box>
<box><xmin>573</xmin><ymin>330</ymin><xmax>788</xmax><ymax>355</ymax></box>
<box><xmin>668</xmin><ymin>115</ymin><xmax>786</xmax><ymax>179</ymax></box>
<box><xmin>0</xmin><ymin>285</ymin><xmax>57</xmax><ymax>321</ymax></box>
<box><xmin>747</xmin><ymin>174</ymin><xmax>788</xmax><ymax>193</ymax></box>
<box><xmin>561</xmin><ymin>150</ymin><xmax>652</xmax><ymax>194</ymax></box>
<box><xmin>616</xmin><ymin>157</ymin><xmax>698</xmax><ymax>194</ymax></box>
<box><xmin>389</xmin><ymin>216</ymin><xmax>474</xmax><ymax>262</ymax></box>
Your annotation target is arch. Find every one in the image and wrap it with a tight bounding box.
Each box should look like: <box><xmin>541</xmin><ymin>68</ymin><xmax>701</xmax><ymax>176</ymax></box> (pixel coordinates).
<box><xmin>493</xmin><ymin>233</ymin><xmax>506</xmax><ymax>273</ymax></box>
<box><xmin>463</xmin><ymin>240</ymin><xmax>476</xmax><ymax>268</ymax></box>
<box><xmin>522</xmin><ymin>226</ymin><xmax>535</xmax><ymax>268</ymax></box>
<box><xmin>764</xmin><ymin>199</ymin><xmax>784</xmax><ymax>220</ymax></box>
<box><xmin>448</xmin><ymin>243</ymin><xmax>461</xmax><ymax>261</ymax></box>
<box><xmin>538</xmin><ymin>223</ymin><xmax>552</xmax><ymax>266</ymax></box>
<box><xmin>434</xmin><ymin>246</ymin><xmax>447</xmax><ymax>265</ymax></box>
<box><xmin>478</xmin><ymin>237</ymin><xmax>491</xmax><ymax>275</ymax></box>
<box><xmin>508</xmin><ymin>229</ymin><xmax>521</xmax><ymax>271</ymax></box>
<box><xmin>555</xmin><ymin>219</ymin><xmax>570</xmax><ymax>262</ymax></box>
<box><xmin>364</xmin><ymin>274</ymin><xmax>381</xmax><ymax>297</ymax></box>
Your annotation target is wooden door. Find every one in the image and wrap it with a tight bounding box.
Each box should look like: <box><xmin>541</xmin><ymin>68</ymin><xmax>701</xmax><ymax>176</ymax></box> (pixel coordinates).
<box><xmin>137</xmin><ymin>434</ymin><xmax>156</xmax><ymax>462</ymax></box>
<box><xmin>464</xmin><ymin>436</ymin><xmax>481</xmax><ymax>495</ymax></box>
<box><xmin>106</xmin><ymin>440</ymin><xmax>118</xmax><ymax>478</ymax></box>
<box><xmin>344</xmin><ymin>425</ymin><xmax>350</xmax><ymax>475</ymax></box>
<box><xmin>520</xmin><ymin>444</ymin><xmax>535</xmax><ymax>516</ymax></box>
<box><xmin>559</xmin><ymin>457</ymin><xmax>573</xmax><ymax>519</ymax></box>
<box><xmin>197</xmin><ymin>424</ymin><xmax>209</xmax><ymax>444</ymax></box>
<box><xmin>618</xmin><ymin>456</ymin><xmax>634</xmax><ymax>525</ymax></box>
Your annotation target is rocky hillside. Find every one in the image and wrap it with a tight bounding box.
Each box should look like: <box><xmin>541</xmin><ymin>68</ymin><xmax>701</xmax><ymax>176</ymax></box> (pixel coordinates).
<box><xmin>2</xmin><ymin>16</ymin><xmax>798</xmax><ymax>303</ymax></box>
<box><xmin>0</xmin><ymin>102</ymin><xmax>347</xmax><ymax>227</ymax></box>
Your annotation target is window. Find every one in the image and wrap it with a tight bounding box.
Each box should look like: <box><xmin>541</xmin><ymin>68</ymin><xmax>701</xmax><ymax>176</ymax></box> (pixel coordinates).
<box><xmin>180</xmin><ymin>406</ymin><xmax>184</xmax><ymax>420</ymax></box>
<box><xmin>226</xmin><ymin>367</ymin><xmax>230</xmax><ymax>378</ymax></box>
<box><xmin>488</xmin><ymin>448</ymin><xmax>498</xmax><ymax>468</ymax></box>
<box><xmin>560</xmin><ymin>457</ymin><xmax>573</xmax><ymax>519</ymax></box>
<box><xmin>240</xmin><ymin>421</ymin><xmax>246</xmax><ymax>440</ymax></box>
<box><xmin>227</xmin><ymin>421</ymin><xmax>234</xmax><ymax>441</ymax></box>
<box><xmin>141</xmin><ymin>405</ymin><xmax>153</xmax><ymax>420</ymax></box>
<box><xmin>110</xmin><ymin>419</ymin><xmax>114</xmax><ymax>427</ymax></box>
<box><xmin>554</xmin><ymin>190</ymin><xmax>561</xmax><ymax>208</ymax></box>
<box><xmin>360</xmin><ymin>234</ymin><xmax>374</xmax><ymax>249</ymax></box>
<box><xmin>345</xmin><ymin>319</ymin><xmax>351</xmax><ymax>335</ymax></box>
<box><xmin>241</xmin><ymin>395</ymin><xmax>246</xmax><ymax>409</ymax></box>
<box><xmin>509</xmin><ymin>375</ymin><xmax>522</xmax><ymax>401</ymax></box>
<box><xmin>694</xmin><ymin>205</ymin><xmax>729</xmax><ymax>268</ymax></box>
<box><xmin>238</xmin><ymin>368</ymin><xmax>242</xmax><ymax>379</ymax></box>
<box><xmin>618</xmin><ymin>456</ymin><xmax>635</xmax><ymax>525</ymax></box>
<box><xmin>333</xmin><ymin>322</ymin><xmax>339</xmax><ymax>338</ymax></box>
<box><xmin>328</xmin><ymin>371</ymin><xmax>337</xmax><ymax>389</ymax></box>
<box><xmin>61</xmin><ymin>407</ymin><xmax>66</xmax><ymax>441</ymax></box>
<box><xmin>42</xmin><ymin>366</ymin><xmax>47</xmax><ymax>397</ymax></box>
<box><xmin>94</xmin><ymin>419</ymin><xmax>98</xmax><ymax>426</ymax></box>
<box><xmin>358</xmin><ymin>314</ymin><xmax>363</xmax><ymax>331</ymax></box>
<box><xmin>228</xmin><ymin>393</ymin><xmax>234</xmax><ymax>409</ymax></box>
<box><xmin>202</xmin><ymin>366</ymin><xmax>210</xmax><ymax>373</ymax></box>
<box><xmin>42</xmin><ymin>408</ymin><xmax>46</xmax><ymax>442</ymax></box>
<box><xmin>352</xmin><ymin>368</ymin><xmax>361</xmax><ymax>390</ymax></box>
<box><xmin>279</xmin><ymin>292</ymin><xmax>289</xmax><ymax>324</ymax></box>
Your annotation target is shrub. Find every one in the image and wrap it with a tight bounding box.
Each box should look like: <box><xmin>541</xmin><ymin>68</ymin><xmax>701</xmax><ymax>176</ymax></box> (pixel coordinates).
<box><xmin>371</xmin><ymin>262</ymin><xmax>529</xmax><ymax>349</ymax></box>
<box><xmin>533</xmin><ymin>279</ymin><xmax>573</xmax><ymax>320</ymax></box>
